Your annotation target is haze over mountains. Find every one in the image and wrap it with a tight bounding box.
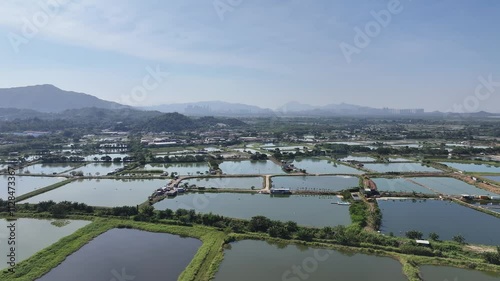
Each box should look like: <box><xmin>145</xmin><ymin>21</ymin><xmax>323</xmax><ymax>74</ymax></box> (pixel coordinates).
<box><xmin>0</xmin><ymin>85</ymin><xmax>497</xmax><ymax>118</ymax></box>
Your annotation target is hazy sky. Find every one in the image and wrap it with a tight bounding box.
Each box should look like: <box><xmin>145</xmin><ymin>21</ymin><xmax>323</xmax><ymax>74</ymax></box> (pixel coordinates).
<box><xmin>1</xmin><ymin>0</ymin><xmax>500</xmax><ymax>112</ymax></box>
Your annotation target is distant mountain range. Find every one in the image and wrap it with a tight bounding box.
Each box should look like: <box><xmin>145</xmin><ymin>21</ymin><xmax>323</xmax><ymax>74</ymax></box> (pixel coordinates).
<box><xmin>0</xmin><ymin>85</ymin><xmax>127</xmax><ymax>113</ymax></box>
<box><xmin>144</xmin><ymin>100</ymin><xmax>428</xmax><ymax>117</ymax></box>
<box><xmin>142</xmin><ymin>101</ymin><xmax>275</xmax><ymax>117</ymax></box>
<box><xmin>1</xmin><ymin>85</ymin><xmax>498</xmax><ymax>118</ymax></box>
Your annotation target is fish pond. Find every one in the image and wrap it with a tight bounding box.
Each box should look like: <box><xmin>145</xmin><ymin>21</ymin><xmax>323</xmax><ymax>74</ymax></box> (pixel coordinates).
<box><xmin>21</xmin><ymin>179</ymin><xmax>164</xmax><ymax>207</ymax></box>
<box><xmin>372</xmin><ymin>178</ymin><xmax>432</xmax><ymax>194</ymax></box>
<box><xmin>419</xmin><ymin>265</ymin><xmax>500</xmax><ymax>281</ymax></box>
<box><xmin>378</xmin><ymin>199</ymin><xmax>500</xmax><ymax>245</ymax></box>
<box><xmin>484</xmin><ymin>176</ymin><xmax>500</xmax><ymax>183</ymax></box>
<box><xmin>0</xmin><ymin>218</ymin><xmax>90</xmax><ymax>270</ymax></box>
<box><xmin>364</xmin><ymin>163</ymin><xmax>441</xmax><ymax>173</ymax></box>
<box><xmin>154</xmin><ymin>193</ymin><xmax>351</xmax><ymax>227</ymax></box>
<box><xmin>293</xmin><ymin>158</ymin><xmax>363</xmax><ymax>174</ymax></box>
<box><xmin>388</xmin><ymin>157</ymin><xmax>412</xmax><ymax>162</ymax></box>
<box><xmin>219</xmin><ymin>160</ymin><xmax>285</xmax><ymax>175</ymax></box>
<box><xmin>17</xmin><ymin>163</ymin><xmax>82</xmax><ymax>175</ymax></box>
<box><xmin>339</xmin><ymin>155</ymin><xmax>376</xmax><ymax>162</ymax></box>
<box><xmin>37</xmin><ymin>228</ymin><xmax>201</xmax><ymax>281</ymax></box>
<box><xmin>66</xmin><ymin>162</ymin><xmax>124</xmax><ymax>176</ymax></box>
<box><xmin>271</xmin><ymin>175</ymin><xmax>359</xmax><ymax>192</ymax></box>
<box><xmin>181</xmin><ymin>177</ymin><xmax>264</xmax><ymax>190</ymax></box>
<box><xmin>138</xmin><ymin>163</ymin><xmax>210</xmax><ymax>175</ymax></box>
<box><xmin>409</xmin><ymin>177</ymin><xmax>493</xmax><ymax>196</ymax></box>
<box><xmin>440</xmin><ymin>162</ymin><xmax>500</xmax><ymax>173</ymax></box>
<box><xmin>0</xmin><ymin>175</ymin><xmax>66</xmax><ymax>200</ymax></box>
<box><xmin>214</xmin><ymin>240</ymin><xmax>407</xmax><ymax>281</ymax></box>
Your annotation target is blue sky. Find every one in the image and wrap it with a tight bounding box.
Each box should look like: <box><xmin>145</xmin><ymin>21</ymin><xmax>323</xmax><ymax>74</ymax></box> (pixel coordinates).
<box><xmin>1</xmin><ymin>0</ymin><xmax>499</xmax><ymax>112</ymax></box>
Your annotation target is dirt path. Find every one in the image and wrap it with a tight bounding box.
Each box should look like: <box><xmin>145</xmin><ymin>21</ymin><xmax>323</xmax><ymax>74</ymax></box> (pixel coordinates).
<box><xmin>263</xmin><ymin>175</ymin><xmax>271</xmax><ymax>191</ymax></box>
<box><xmin>464</xmin><ymin>244</ymin><xmax>496</xmax><ymax>254</ymax></box>
<box><xmin>363</xmin><ymin>177</ymin><xmax>377</xmax><ymax>190</ymax></box>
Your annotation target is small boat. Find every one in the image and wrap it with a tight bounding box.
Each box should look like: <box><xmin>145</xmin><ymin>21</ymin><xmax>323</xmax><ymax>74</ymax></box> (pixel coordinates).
<box><xmin>333</xmin><ymin>201</ymin><xmax>351</xmax><ymax>206</ymax></box>
<box><xmin>270</xmin><ymin>188</ymin><xmax>292</xmax><ymax>195</ymax></box>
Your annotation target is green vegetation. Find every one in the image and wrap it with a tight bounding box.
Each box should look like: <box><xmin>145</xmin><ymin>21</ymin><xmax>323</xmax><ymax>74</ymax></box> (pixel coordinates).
<box><xmin>452</xmin><ymin>235</ymin><xmax>466</xmax><ymax>244</ymax></box>
<box><xmin>2</xmin><ymin>114</ymin><xmax>500</xmax><ymax>280</ymax></box>
<box><xmin>1</xmin><ymin>200</ymin><xmax>500</xmax><ymax>281</ymax></box>
<box><xmin>428</xmin><ymin>232</ymin><xmax>440</xmax><ymax>241</ymax></box>
<box><xmin>0</xmin><ymin>216</ymin><xmax>227</xmax><ymax>281</ymax></box>
<box><xmin>484</xmin><ymin>247</ymin><xmax>500</xmax><ymax>265</ymax></box>
<box><xmin>349</xmin><ymin>201</ymin><xmax>369</xmax><ymax>227</ymax></box>
<box><xmin>406</xmin><ymin>230</ymin><xmax>424</xmax><ymax>240</ymax></box>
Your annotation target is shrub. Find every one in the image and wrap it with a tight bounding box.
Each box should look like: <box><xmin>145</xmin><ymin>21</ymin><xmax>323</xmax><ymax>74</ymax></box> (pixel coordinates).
<box><xmin>405</xmin><ymin>230</ymin><xmax>423</xmax><ymax>240</ymax></box>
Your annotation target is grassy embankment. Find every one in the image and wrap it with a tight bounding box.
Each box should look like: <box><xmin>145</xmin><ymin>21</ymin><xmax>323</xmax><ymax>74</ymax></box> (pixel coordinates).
<box><xmin>0</xmin><ymin>218</ymin><xmax>225</xmax><ymax>281</ymax></box>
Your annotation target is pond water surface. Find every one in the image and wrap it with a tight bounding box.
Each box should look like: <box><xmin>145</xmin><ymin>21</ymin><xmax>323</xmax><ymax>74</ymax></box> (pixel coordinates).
<box><xmin>37</xmin><ymin>228</ymin><xmax>201</xmax><ymax>281</ymax></box>
<box><xmin>17</xmin><ymin>163</ymin><xmax>81</xmax><ymax>175</ymax></box>
<box><xmin>440</xmin><ymin>162</ymin><xmax>500</xmax><ymax>173</ymax></box>
<box><xmin>271</xmin><ymin>175</ymin><xmax>359</xmax><ymax>192</ymax></box>
<box><xmin>154</xmin><ymin>193</ymin><xmax>351</xmax><ymax>227</ymax></box>
<box><xmin>0</xmin><ymin>176</ymin><xmax>65</xmax><ymax>200</ymax></box>
<box><xmin>0</xmin><ymin>218</ymin><xmax>90</xmax><ymax>269</ymax></box>
<box><xmin>214</xmin><ymin>240</ymin><xmax>407</xmax><ymax>281</ymax></box>
<box><xmin>379</xmin><ymin>199</ymin><xmax>500</xmax><ymax>245</ymax></box>
<box><xmin>409</xmin><ymin>177</ymin><xmax>492</xmax><ymax>196</ymax></box>
<box><xmin>372</xmin><ymin>178</ymin><xmax>431</xmax><ymax>194</ymax></box>
<box><xmin>181</xmin><ymin>177</ymin><xmax>264</xmax><ymax>189</ymax></box>
<box><xmin>21</xmin><ymin>179</ymin><xmax>164</xmax><ymax>207</ymax></box>
<box><xmin>339</xmin><ymin>155</ymin><xmax>376</xmax><ymax>162</ymax></box>
<box><xmin>484</xmin><ymin>176</ymin><xmax>500</xmax><ymax>183</ymax></box>
<box><xmin>219</xmin><ymin>160</ymin><xmax>285</xmax><ymax>175</ymax></box>
<box><xmin>420</xmin><ymin>265</ymin><xmax>500</xmax><ymax>281</ymax></box>
<box><xmin>293</xmin><ymin>158</ymin><xmax>363</xmax><ymax>174</ymax></box>
<box><xmin>66</xmin><ymin>162</ymin><xmax>124</xmax><ymax>176</ymax></box>
<box><xmin>138</xmin><ymin>163</ymin><xmax>211</xmax><ymax>175</ymax></box>
<box><xmin>364</xmin><ymin>163</ymin><xmax>441</xmax><ymax>173</ymax></box>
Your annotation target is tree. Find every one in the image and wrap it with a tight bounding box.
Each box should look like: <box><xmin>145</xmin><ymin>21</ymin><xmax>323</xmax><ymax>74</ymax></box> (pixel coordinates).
<box><xmin>296</xmin><ymin>228</ymin><xmax>314</xmax><ymax>242</ymax></box>
<box><xmin>49</xmin><ymin>204</ymin><xmax>68</xmax><ymax>218</ymax></box>
<box><xmin>268</xmin><ymin>225</ymin><xmax>291</xmax><ymax>239</ymax></box>
<box><xmin>405</xmin><ymin>230</ymin><xmax>423</xmax><ymax>240</ymax></box>
<box><xmin>285</xmin><ymin>221</ymin><xmax>298</xmax><ymax>233</ymax></box>
<box><xmin>248</xmin><ymin>216</ymin><xmax>272</xmax><ymax>232</ymax></box>
<box><xmin>139</xmin><ymin>205</ymin><xmax>155</xmax><ymax>217</ymax></box>
<box><xmin>428</xmin><ymin>232</ymin><xmax>440</xmax><ymax>241</ymax></box>
<box><xmin>101</xmin><ymin>155</ymin><xmax>112</xmax><ymax>162</ymax></box>
<box><xmin>163</xmin><ymin>208</ymin><xmax>174</xmax><ymax>219</ymax></box>
<box><xmin>452</xmin><ymin>235</ymin><xmax>466</xmax><ymax>244</ymax></box>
